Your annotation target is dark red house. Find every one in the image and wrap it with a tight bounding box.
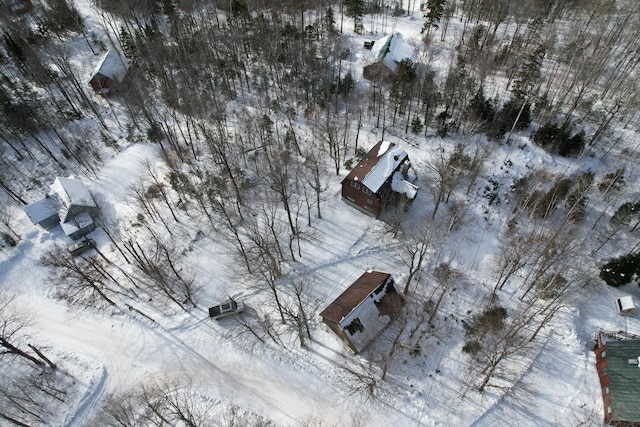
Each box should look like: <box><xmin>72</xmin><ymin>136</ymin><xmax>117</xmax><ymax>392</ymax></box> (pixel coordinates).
<box><xmin>342</xmin><ymin>141</ymin><xmax>418</xmax><ymax>217</ymax></box>
<box><xmin>89</xmin><ymin>50</ymin><xmax>129</xmax><ymax>96</ymax></box>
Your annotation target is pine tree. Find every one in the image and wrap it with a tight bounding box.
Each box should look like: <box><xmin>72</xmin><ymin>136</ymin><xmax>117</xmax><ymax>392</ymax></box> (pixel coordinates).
<box><xmin>421</xmin><ymin>0</ymin><xmax>446</xmax><ymax>35</ymax></box>
<box><xmin>344</xmin><ymin>0</ymin><xmax>365</xmax><ymax>34</ymax></box>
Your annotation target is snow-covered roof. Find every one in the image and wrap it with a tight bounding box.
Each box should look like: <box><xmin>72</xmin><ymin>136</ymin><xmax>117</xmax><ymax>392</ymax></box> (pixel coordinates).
<box><xmin>340</xmin><ymin>284</ymin><xmax>394</xmax><ymax>352</ymax></box>
<box><xmin>50</xmin><ymin>177</ymin><xmax>96</xmax><ymax>211</ymax></box>
<box><xmin>344</xmin><ymin>141</ymin><xmax>409</xmax><ymax>193</ymax></box>
<box><xmin>24</xmin><ymin>196</ymin><xmax>59</xmax><ymax>224</ymax></box>
<box><xmin>388</xmin><ymin>33</ymin><xmax>417</xmax><ymax>64</ymax></box>
<box><xmin>370</xmin><ymin>34</ymin><xmax>393</xmax><ymax>61</ymax></box>
<box><xmin>361</xmin><ymin>142</ymin><xmax>408</xmax><ymax>193</ymax></box>
<box><xmin>320</xmin><ymin>271</ymin><xmax>403</xmax><ymax>352</ymax></box>
<box><xmin>369</xmin><ymin>33</ymin><xmax>417</xmax><ymax>73</ymax></box>
<box><xmin>91</xmin><ymin>50</ymin><xmax>128</xmax><ymax>83</ymax></box>
<box><xmin>391</xmin><ymin>171</ymin><xmax>418</xmax><ymax>199</ymax></box>
<box><xmin>60</xmin><ymin>212</ymin><xmax>94</xmax><ymax>237</ymax></box>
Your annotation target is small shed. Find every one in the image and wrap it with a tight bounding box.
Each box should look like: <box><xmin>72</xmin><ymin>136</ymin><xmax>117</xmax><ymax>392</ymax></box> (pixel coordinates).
<box><xmin>89</xmin><ymin>50</ymin><xmax>129</xmax><ymax>96</ymax></box>
<box><xmin>24</xmin><ymin>195</ymin><xmax>59</xmax><ymax>230</ymax></box>
<box><xmin>320</xmin><ymin>271</ymin><xmax>404</xmax><ymax>353</ymax></box>
<box><xmin>616</xmin><ymin>296</ymin><xmax>637</xmax><ymax>316</ymax></box>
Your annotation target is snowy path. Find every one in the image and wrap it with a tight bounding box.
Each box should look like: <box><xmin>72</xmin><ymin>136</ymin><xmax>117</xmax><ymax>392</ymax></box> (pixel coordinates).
<box><xmin>2</xmin><ymin>143</ymin><xmax>372</xmax><ymax>425</ymax></box>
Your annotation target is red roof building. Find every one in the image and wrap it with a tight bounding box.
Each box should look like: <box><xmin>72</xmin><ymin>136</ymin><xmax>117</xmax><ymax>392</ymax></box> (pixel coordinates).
<box><xmin>320</xmin><ymin>271</ymin><xmax>404</xmax><ymax>353</ymax></box>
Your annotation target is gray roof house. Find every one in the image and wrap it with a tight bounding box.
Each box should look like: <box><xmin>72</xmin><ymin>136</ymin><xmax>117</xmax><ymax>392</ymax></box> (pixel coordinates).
<box><xmin>50</xmin><ymin>177</ymin><xmax>98</xmax><ymax>223</ymax></box>
<box><xmin>25</xmin><ymin>177</ymin><xmax>98</xmax><ymax>240</ymax></box>
<box><xmin>24</xmin><ymin>195</ymin><xmax>59</xmax><ymax>230</ymax></box>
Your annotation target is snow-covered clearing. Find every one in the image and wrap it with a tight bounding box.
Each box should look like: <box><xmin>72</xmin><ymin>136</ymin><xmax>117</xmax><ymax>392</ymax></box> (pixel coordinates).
<box><xmin>3</xmin><ymin>1</ymin><xmax>640</xmax><ymax>427</ymax></box>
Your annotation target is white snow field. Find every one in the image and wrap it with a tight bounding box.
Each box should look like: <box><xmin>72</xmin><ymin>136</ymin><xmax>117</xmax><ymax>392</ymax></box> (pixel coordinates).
<box><xmin>2</xmin><ymin>1</ymin><xmax>640</xmax><ymax>427</ymax></box>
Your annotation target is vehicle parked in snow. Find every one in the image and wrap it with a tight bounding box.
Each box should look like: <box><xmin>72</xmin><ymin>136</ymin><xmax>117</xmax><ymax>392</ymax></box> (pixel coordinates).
<box><xmin>208</xmin><ymin>298</ymin><xmax>244</xmax><ymax>320</ymax></box>
<box><xmin>68</xmin><ymin>239</ymin><xmax>96</xmax><ymax>257</ymax></box>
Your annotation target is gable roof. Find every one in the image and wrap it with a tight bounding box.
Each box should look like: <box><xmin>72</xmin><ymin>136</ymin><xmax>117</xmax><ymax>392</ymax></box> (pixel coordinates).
<box><xmin>320</xmin><ymin>270</ymin><xmax>391</xmax><ymax>324</ymax></box>
<box><xmin>50</xmin><ymin>177</ymin><xmax>96</xmax><ymax>212</ymax></box>
<box><xmin>385</xmin><ymin>33</ymin><xmax>417</xmax><ymax>68</ymax></box>
<box><xmin>605</xmin><ymin>340</ymin><xmax>640</xmax><ymax>422</ymax></box>
<box><xmin>91</xmin><ymin>50</ymin><xmax>128</xmax><ymax>83</ymax></box>
<box><xmin>24</xmin><ymin>196</ymin><xmax>59</xmax><ymax>224</ymax></box>
<box><xmin>370</xmin><ymin>34</ymin><xmax>393</xmax><ymax>61</ymax></box>
<box><xmin>344</xmin><ymin>141</ymin><xmax>408</xmax><ymax>193</ymax></box>
<box><xmin>369</xmin><ymin>33</ymin><xmax>417</xmax><ymax>72</ymax></box>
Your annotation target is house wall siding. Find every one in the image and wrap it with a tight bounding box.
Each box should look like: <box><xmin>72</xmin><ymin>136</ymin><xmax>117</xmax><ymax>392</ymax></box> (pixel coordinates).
<box><xmin>322</xmin><ymin>318</ymin><xmax>358</xmax><ymax>352</ymax></box>
<box><xmin>90</xmin><ymin>74</ymin><xmax>112</xmax><ymax>94</ymax></box>
<box><xmin>341</xmin><ymin>179</ymin><xmax>381</xmax><ymax>217</ymax></box>
<box><xmin>595</xmin><ymin>345</ymin><xmax>613</xmax><ymax>423</ymax></box>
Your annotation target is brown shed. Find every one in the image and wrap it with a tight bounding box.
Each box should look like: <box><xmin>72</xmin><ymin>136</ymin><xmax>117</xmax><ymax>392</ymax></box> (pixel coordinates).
<box><xmin>320</xmin><ymin>271</ymin><xmax>404</xmax><ymax>353</ymax></box>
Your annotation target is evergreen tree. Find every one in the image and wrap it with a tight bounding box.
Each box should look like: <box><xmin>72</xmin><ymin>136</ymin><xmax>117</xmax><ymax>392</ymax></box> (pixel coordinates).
<box><xmin>344</xmin><ymin>0</ymin><xmax>365</xmax><ymax>34</ymax></box>
<box><xmin>421</xmin><ymin>0</ymin><xmax>446</xmax><ymax>34</ymax></box>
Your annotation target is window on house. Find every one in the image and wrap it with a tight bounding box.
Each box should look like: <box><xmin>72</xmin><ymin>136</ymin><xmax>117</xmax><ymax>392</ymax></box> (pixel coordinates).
<box><xmin>601</xmin><ymin>350</ymin><xmax>606</xmax><ymax>358</ymax></box>
<box><xmin>362</xmin><ymin>187</ymin><xmax>372</xmax><ymax>195</ymax></box>
<box><xmin>605</xmin><ymin>387</ymin><xmax>610</xmax><ymax>394</ymax></box>
<box><xmin>367</xmin><ymin>199</ymin><xmax>373</xmax><ymax>205</ymax></box>
<box><xmin>344</xmin><ymin>318</ymin><xmax>364</xmax><ymax>335</ymax></box>
<box><xmin>351</xmin><ymin>181</ymin><xmax>361</xmax><ymax>190</ymax></box>
<box><xmin>602</xmin><ymin>368</ymin><xmax>608</xmax><ymax>376</ymax></box>
<box><xmin>607</xmin><ymin>406</ymin><xmax>612</xmax><ymax>414</ymax></box>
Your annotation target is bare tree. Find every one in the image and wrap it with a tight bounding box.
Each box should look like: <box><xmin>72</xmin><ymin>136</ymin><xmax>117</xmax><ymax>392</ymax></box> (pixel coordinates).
<box><xmin>280</xmin><ymin>273</ymin><xmax>321</xmax><ymax>347</ymax></box>
<box><xmin>122</xmin><ymin>229</ymin><xmax>198</xmax><ymax>310</ymax></box>
<box><xmin>302</xmin><ymin>142</ymin><xmax>330</xmax><ymax>221</ymax></box>
<box><xmin>96</xmin><ymin>378</ymin><xmax>213</xmax><ymax>427</ymax></box>
<box><xmin>399</xmin><ymin>218</ymin><xmax>434</xmax><ymax>294</ymax></box>
<box><xmin>40</xmin><ymin>246</ymin><xmax>117</xmax><ymax>308</ymax></box>
<box><xmin>0</xmin><ymin>292</ymin><xmax>51</xmax><ymax>367</ymax></box>
<box><xmin>427</xmin><ymin>262</ymin><xmax>461</xmax><ymax>324</ymax></box>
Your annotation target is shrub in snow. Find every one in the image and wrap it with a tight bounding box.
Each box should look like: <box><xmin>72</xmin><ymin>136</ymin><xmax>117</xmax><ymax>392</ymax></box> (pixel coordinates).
<box><xmin>487</xmin><ymin>98</ymin><xmax>531</xmax><ymax>140</ymax></box>
<box><xmin>599</xmin><ymin>252</ymin><xmax>640</xmax><ymax>287</ymax></box>
<box><xmin>611</xmin><ymin>201</ymin><xmax>640</xmax><ymax>226</ymax></box>
<box><xmin>463</xmin><ymin>305</ymin><xmax>508</xmax><ymax>355</ymax></box>
<box><xmin>533</xmin><ymin>122</ymin><xmax>585</xmax><ymax>157</ymax></box>
<box><xmin>411</xmin><ymin>116</ymin><xmax>424</xmax><ymax>134</ymax></box>
<box><xmin>1</xmin><ymin>231</ymin><xmax>17</xmax><ymax>247</ymax></box>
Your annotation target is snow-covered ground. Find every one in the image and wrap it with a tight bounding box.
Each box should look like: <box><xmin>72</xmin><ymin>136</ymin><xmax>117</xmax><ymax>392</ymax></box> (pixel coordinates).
<box><xmin>3</xmin><ymin>2</ymin><xmax>640</xmax><ymax>427</ymax></box>
<box><xmin>5</xmin><ymin>133</ymin><xmax>635</xmax><ymax>426</ymax></box>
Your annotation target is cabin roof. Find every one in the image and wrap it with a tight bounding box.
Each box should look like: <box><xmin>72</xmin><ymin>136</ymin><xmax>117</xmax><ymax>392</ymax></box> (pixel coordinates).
<box><xmin>344</xmin><ymin>141</ymin><xmax>408</xmax><ymax>193</ymax></box>
<box><xmin>91</xmin><ymin>50</ymin><xmax>128</xmax><ymax>82</ymax></box>
<box><xmin>24</xmin><ymin>196</ymin><xmax>59</xmax><ymax>223</ymax></box>
<box><xmin>320</xmin><ymin>270</ymin><xmax>391</xmax><ymax>324</ymax></box>
<box><xmin>50</xmin><ymin>177</ymin><xmax>96</xmax><ymax>210</ymax></box>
